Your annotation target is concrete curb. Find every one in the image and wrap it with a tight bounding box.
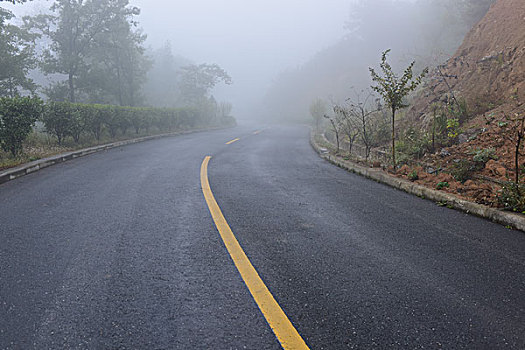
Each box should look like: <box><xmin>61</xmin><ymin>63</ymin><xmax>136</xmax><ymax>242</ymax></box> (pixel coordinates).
<box><xmin>0</xmin><ymin>126</ymin><xmax>228</xmax><ymax>186</ymax></box>
<box><xmin>310</xmin><ymin>132</ymin><xmax>525</xmax><ymax>232</ymax></box>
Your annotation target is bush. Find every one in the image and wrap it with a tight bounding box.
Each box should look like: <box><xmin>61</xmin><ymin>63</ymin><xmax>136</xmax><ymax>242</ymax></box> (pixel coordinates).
<box><xmin>396</xmin><ymin>127</ymin><xmax>432</xmax><ymax>164</ymax></box>
<box><xmin>498</xmin><ymin>183</ymin><xmax>525</xmax><ymax>213</ymax></box>
<box><xmin>436</xmin><ymin>181</ymin><xmax>449</xmax><ymax>190</ymax></box>
<box><xmin>450</xmin><ymin>159</ymin><xmax>475</xmax><ymax>183</ymax></box>
<box><xmin>446</xmin><ymin>118</ymin><xmax>460</xmax><ymax>140</ymax></box>
<box><xmin>0</xmin><ymin>97</ymin><xmax>235</xmax><ymax>159</ymax></box>
<box><xmin>408</xmin><ymin>169</ymin><xmax>419</xmax><ymax>181</ymax></box>
<box><xmin>81</xmin><ymin>104</ymin><xmax>105</xmax><ymax>141</ymax></box>
<box><xmin>42</xmin><ymin>101</ymin><xmax>75</xmax><ymax>145</ymax></box>
<box><xmin>0</xmin><ymin>96</ymin><xmax>43</xmax><ymax>156</ymax></box>
<box><xmin>471</xmin><ymin>148</ymin><xmax>498</xmax><ymax>169</ymax></box>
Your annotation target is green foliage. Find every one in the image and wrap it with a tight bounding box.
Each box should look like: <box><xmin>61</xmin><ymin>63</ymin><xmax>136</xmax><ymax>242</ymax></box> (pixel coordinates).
<box><xmin>0</xmin><ymin>8</ymin><xmax>37</xmax><ymax>97</ymax></box>
<box><xmin>446</xmin><ymin>118</ymin><xmax>460</xmax><ymax>139</ymax></box>
<box><xmin>447</xmin><ymin>97</ymin><xmax>469</xmax><ymax>123</ymax></box>
<box><xmin>369</xmin><ymin>49</ymin><xmax>428</xmax><ymax>167</ymax></box>
<box><xmin>369</xmin><ymin>50</ymin><xmax>428</xmax><ymax>113</ymax></box>
<box><xmin>436</xmin><ymin>181</ymin><xmax>450</xmax><ymax>190</ymax></box>
<box><xmin>408</xmin><ymin>169</ymin><xmax>419</xmax><ymax>181</ymax></box>
<box><xmin>498</xmin><ymin>183</ymin><xmax>525</xmax><ymax>213</ymax></box>
<box><xmin>179</xmin><ymin>63</ymin><xmax>232</xmax><ymax>106</ymax></box>
<box><xmin>396</xmin><ymin>126</ymin><xmax>431</xmax><ymax>162</ymax></box>
<box><xmin>432</xmin><ymin>107</ymin><xmax>450</xmax><ymax>148</ymax></box>
<box><xmin>26</xmin><ymin>0</ymin><xmax>149</xmax><ymax>104</ymax></box>
<box><xmin>450</xmin><ymin>159</ymin><xmax>475</xmax><ymax>183</ymax></box>
<box><xmin>0</xmin><ymin>96</ymin><xmax>43</xmax><ymax>156</ymax></box>
<box><xmin>471</xmin><ymin>148</ymin><xmax>498</xmax><ymax>166</ymax></box>
<box><xmin>42</xmin><ymin>101</ymin><xmax>77</xmax><ymax>145</ymax></box>
<box><xmin>1</xmin><ymin>97</ymin><xmax>235</xmax><ymax>162</ymax></box>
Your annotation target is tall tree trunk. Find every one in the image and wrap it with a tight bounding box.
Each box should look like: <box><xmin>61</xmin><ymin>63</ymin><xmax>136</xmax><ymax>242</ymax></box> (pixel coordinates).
<box><xmin>68</xmin><ymin>72</ymin><xmax>75</xmax><ymax>103</ymax></box>
<box><xmin>116</xmin><ymin>51</ymin><xmax>123</xmax><ymax>106</ymax></box>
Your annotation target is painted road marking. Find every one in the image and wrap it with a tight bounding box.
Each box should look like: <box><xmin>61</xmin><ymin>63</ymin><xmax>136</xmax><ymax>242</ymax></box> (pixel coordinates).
<box><xmin>200</xmin><ymin>156</ymin><xmax>309</xmax><ymax>350</ymax></box>
<box><xmin>253</xmin><ymin>130</ymin><xmax>261</xmax><ymax>135</ymax></box>
<box><xmin>226</xmin><ymin>138</ymin><xmax>240</xmax><ymax>145</ymax></box>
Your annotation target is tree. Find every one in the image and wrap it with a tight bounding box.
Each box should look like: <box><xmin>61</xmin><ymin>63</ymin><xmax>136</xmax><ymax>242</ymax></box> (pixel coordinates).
<box><xmin>309</xmin><ymin>98</ymin><xmax>327</xmax><ymax>133</ymax></box>
<box><xmin>179</xmin><ymin>63</ymin><xmax>232</xmax><ymax>106</ymax></box>
<box><xmin>142</xmin><ymin>42</ymin><xmax>191</xmax><ymax>107</ymax></box>
<box><xmin>324</xmin><ymin>113</ymin><xmax>343</xmax><ymax>154</ymax></box>
<box><xmin>217</xmin><ymin>101</ymin><xmax>233</xmax><ymax>118</ymax></box>
<box><xmin>84</xmin><ymin>2</ymin><xmax>151</xmax><ymax>106</ymax></box>
<box><xmin>346</xmin><ymin>89</ymin><xmax>380</xmax><ymax>161</ymax></box>
<box><xmin>0</xmin><ymin>8</ymin><xmax>37</xmax><ymax>97</ymax></box>
<box><xmin>26</xmin><ymin>0</ymin><xmax>128</xmax><ymax>102</ymax></box>
<box><xmin>369</xmin><ymin>49</ymin><xmax>428</xmax><ymax>168</ymax></box>
<box><xmin>333</xmin><ymin>104</ymin><xmax>359</xmax><ymax>155</ymax></box>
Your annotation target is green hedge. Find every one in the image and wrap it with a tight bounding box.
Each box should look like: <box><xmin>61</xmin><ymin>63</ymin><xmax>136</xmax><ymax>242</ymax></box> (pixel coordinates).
<box><xmin>0</xmin><ymin>97</ymin><xmax>236</xmax><ymax>156</ymax></box>
<box><xmin>0</xmin><ymin>97</ymin><xmax>44</xmax><ymax>156</ymax></box>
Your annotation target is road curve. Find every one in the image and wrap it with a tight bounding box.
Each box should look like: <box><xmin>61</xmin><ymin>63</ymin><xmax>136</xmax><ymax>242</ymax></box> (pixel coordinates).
<box><xmin>1</xmin><ymin>124</ymin><xmax>524</xmax><ymax>349</ymax></box>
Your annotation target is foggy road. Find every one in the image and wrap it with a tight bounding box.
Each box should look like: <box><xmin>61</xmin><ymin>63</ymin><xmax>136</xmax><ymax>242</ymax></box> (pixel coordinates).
<box><xmin>1</xmin><ymin>125</ymin><xmax>525</xmax><ymax>349</ymax></box>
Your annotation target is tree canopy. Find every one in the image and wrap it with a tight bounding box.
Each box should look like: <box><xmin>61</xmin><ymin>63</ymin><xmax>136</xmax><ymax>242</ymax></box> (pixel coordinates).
<box><xmin>370</xmin><ymin>49</ymin><xmax>428</xmax><ymax>167</ymax></box>
<box><xmin>0</xmin><ymin>7</ymin><xmax>36</xmax><ymax>97</ymax></box>
<box><xmin>179</xmin><ymin>63</ymin><xmax>232</xmax><ymax>106</ymax></box>
<box><xmin>25</xmin><ymin>0</ymin><xmax>150</xmax><ymax>105</ymax></box>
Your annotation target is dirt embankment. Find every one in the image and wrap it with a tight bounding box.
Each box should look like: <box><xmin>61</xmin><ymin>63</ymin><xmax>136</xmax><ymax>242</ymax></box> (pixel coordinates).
<box><xmin>411</xmin><ymin>0</ymin><xmax>525</xmax><ymax>123</ymax></box>
<box><xmin>397</xmin><ymin>0</ymin><xmax>525</xmax><ymax>209</ymax></box>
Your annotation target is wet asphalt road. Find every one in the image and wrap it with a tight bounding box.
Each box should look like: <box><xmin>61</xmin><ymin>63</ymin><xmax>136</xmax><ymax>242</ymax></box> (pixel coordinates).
<box><xmin>1</xmin><ymin>124</ymin><xmax>524</xmax><ymax>349</ymax></box>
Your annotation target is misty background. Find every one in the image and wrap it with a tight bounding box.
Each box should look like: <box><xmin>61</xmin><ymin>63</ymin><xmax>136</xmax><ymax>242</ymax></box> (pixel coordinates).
<box><xmin>2</xmin><ymin>0</ymin><xmax>493</xmax><ymax>122</ymax></box>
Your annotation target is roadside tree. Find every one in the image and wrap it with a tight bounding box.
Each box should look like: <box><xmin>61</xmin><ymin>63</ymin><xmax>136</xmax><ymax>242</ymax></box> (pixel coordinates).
<box><xmin>0</xmin><ymin>8</ymin><xmax>37</xmax><ymax>97</ymax></box>
<box><xmin>369</xmin><ymin>49</ymin><xmax>428</xmax><ymax>168</ymax></box>
<box><xmin>310</xmin><ymin>98</ymin><xmax>327</xmax><ymax>133</ymax></box>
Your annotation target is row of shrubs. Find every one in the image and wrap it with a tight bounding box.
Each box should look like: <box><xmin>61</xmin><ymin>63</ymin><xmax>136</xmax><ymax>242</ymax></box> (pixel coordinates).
<box><xmin>0</xmin><ymin>97</ymin><xmax>236</xmax><ymax>157</ymax></box>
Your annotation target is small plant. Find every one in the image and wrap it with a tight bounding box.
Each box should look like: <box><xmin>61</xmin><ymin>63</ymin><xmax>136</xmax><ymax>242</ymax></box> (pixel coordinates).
<box><xmin>470</xmin><ymin>147</ymin><xmax>498</xmax><ymax>170</ymax></box>
<box><xmin>451</xmin><ymin>159</ymin><xmax>475</xmax><ymax>183</ymax></box>
<box><xmin>408</xmin><ymin>169</ymin><xmax>419</xmax><ymax>181</ymax></box>
<box><xmin>446</xmin><ymin>118</ymin><xmax>460</xmax><ymax>139</ymax></box>
<box><xmin>397</xmin><ymin>127</ymin><xmax>432</xmax><ymax>162</ymax></box>
<box><xmin>436</xmin><ymin>181</ymin><xmax>450</xmax><ymax>190</ymax></box>
<box><xmin>498</xmin><ymin>182</ymin><xmax>525</xmax><ymax>212</ymax></box>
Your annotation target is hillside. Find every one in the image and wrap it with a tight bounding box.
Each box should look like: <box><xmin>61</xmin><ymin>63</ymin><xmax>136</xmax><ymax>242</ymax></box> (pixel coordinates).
<box><xmin>410</xmin><ymin>0</ymin><xmax>524</xmax><ymax>123</ymax></box>
<box><xmin>401</xmin><ymin>0</ymin><xmax>525</xmax><ymax>209</ymax></box>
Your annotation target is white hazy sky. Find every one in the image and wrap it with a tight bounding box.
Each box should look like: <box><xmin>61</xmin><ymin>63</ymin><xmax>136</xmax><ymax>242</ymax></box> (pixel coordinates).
<box><xmin>3</xmin><ymin>0</ymin><xmax>353</xmax><ymax>118</ymax></box>
<box><xmin>132</xmin><ymin>0</ymin><xmax>352</xmax><ymax>117</ymax></box>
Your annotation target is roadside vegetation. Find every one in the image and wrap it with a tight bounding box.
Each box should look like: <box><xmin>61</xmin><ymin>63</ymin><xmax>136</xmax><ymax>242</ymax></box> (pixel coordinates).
<box><xmin>309</xmin><ymin>0</ymin><xmax>525</xmax><ymax>213</ymax></box>
<box><xmin>0</xmin><ymin>0</ymin><xmax>235</xmax><ymax>170</ymax></box>
<box><xmin>0</xmin><ymin>97</ymin><xmax>235</xmax><ymax>170</ymax></box>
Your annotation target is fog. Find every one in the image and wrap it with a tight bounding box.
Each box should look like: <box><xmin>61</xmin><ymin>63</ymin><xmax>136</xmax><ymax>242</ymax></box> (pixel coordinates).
<box><xmin>3</xmin><ymin>0</ymin><xmax>493</xmax><ymax>123</ymax></box>
<box><xmin>131</xmin><ymin>0</ymin><xmax>351</xmax><ymax>121</ymax></box>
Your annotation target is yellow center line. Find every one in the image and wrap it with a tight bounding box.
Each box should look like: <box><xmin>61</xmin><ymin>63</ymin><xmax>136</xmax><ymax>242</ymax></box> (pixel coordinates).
<box><xmin>200</xmin><ymin>156</ymin><xmax>309</xmax><ymax>350</ymax></box>
<box><xmin>226</xmin><ymin>138</ymin><xmax>240</xmax><ymax>145</ymax></box>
